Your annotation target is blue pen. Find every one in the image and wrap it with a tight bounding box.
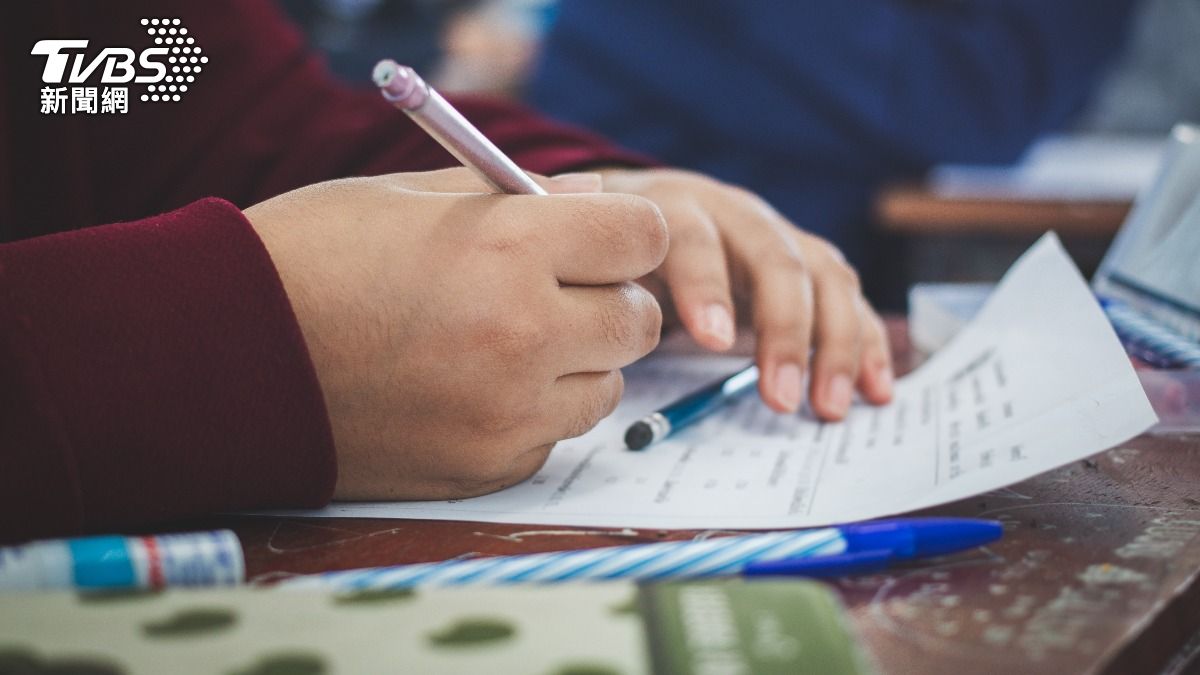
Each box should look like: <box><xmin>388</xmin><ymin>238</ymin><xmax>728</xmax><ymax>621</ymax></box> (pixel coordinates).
<box><xmin>282</xmin><ymin>518</ymin><xmax>1002</xmax><ymax>590</ymax></box>
<box><xmin>625</xmin><ymin>363</ymin><xmax>759</xmax><ymax>450</ymax></box>
<box><xmin>741</xmin><ymin>517</ymin><xmax>1000</xmax><ymax>577</ymax></box>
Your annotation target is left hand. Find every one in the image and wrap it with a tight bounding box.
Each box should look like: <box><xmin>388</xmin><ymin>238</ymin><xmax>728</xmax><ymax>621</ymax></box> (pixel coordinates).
<box><xmin>599</xmin><ymin>168</ymin><xmax>894</xmax><ymax>421</ymax></box>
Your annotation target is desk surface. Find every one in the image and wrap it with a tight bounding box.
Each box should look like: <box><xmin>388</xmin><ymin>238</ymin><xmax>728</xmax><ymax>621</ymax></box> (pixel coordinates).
<box><xmin>196</xmin><ymin>322</ymin><xmax>1200</xmax><ymax>675</ymax></box>
<box><xmin>875</xmin><ymin>184</ymin><xmax>1131</xmax><ymax>238</ymax></box>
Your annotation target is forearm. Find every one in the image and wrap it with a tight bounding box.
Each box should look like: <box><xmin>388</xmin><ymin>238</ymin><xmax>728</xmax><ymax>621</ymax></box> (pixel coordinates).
<box><xmin>0</xmin><ymin>199</ymin><xmax>335</xmax><ymax>543</ymax></box>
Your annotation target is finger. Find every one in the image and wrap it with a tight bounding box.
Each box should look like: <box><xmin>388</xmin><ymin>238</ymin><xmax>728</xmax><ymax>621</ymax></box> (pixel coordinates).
<box><xmin>656</xmin><ymin>202</ymin><xmax>737</xmax><ymax>351</ymax></box>
<box><xmin>525</xmin><ymin>192</ymin><xmax>669</xmax><ymax>285</ymax></box>
<box><xmin>542</xmin><ymin>370</ymin><xmax>626</xmax><ymax>441</ymax></box>
<box><xmin>554</xmin><ymin>282</ymin><xmax>662</xmax><ymax>374</ymax></box>
<box><xmin>711</xmin><ymin>193</ymin><xmax>813</xmax><ymax>413</ymax></box>
<box><xmin>635</xmin><ymin>274</ymin><xmax>678</xmax><ymax>332</ymax></box>
<box><xmin>855</xmin><ymin>299</ymin><xmax>895</xmax><ymax>405</ymax></box>
<box><xmin>747</xmin><ymin>246</ymin><xmax>814</xmax><ymax>414</ymax></box>
<box><xmin>806</xmin><ymin>253</ymin><xmax>866</xmax><ymax>421</ymax></box>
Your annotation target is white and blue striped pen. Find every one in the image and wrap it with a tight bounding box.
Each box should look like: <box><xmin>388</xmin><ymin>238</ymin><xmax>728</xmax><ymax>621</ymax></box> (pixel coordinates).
<box><xmin>280</xmin><ymin>519</ymin><xmax>1001</xmax><ymax>590</ymax></box>
<box><xmin>1103</xmin><ymin>301</ymin><xmax>1200</xmax><ymax>368</ymax></box>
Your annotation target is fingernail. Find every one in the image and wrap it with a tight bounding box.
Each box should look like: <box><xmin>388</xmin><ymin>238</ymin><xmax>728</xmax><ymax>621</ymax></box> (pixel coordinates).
<box><xmin>700</xmin><ymin>304</ymin><xmax>735</xmax><ymax>347</ymax></box>
<box><xmin>549</xmin><ymin>172</ymin><xmax>603</xmax><ymax>192</ymax></box>
<box><xmin>876</xmin><ymin>365</ymin><xmax>894</xmax><ymax>397</ymax></box>
<box><xmin>827</xmin><ymin>374</ymin><xmax>854</xmax><ymax>417</ymax></box>
<box><xmin>775</xmin><ymin>363</ymin><xmax>803</xmax><ymax>412</ymax></box>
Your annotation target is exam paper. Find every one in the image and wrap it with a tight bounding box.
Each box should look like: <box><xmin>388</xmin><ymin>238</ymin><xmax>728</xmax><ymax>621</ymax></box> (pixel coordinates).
<box><xmin>273</xmin><ymin>234</ymin><xmax>1156</xmax><ymax>529</ymax></box>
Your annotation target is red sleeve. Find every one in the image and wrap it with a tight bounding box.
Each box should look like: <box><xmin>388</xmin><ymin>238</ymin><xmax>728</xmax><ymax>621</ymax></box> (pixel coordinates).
<box><xmin>0</xmin><ymin>199</ymin><xmax>337</xmax><ymax>542</ymax></box>
<box><xmin>0</xmin><ymin>1</ymin><xmax>653</xmax><ymax>542</ymax></box>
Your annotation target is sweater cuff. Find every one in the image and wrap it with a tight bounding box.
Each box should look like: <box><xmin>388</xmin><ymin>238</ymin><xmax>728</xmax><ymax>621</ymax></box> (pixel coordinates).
<box><xmin>0</xmin><ymin>198</ymin><xmax>335</xmax><ymax>540</ymax></box>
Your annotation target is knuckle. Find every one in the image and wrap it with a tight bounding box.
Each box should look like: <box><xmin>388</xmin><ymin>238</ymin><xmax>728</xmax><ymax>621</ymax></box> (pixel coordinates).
<box><xmin>434</xmin><ymin>453</ymin><xmax>509</xmax><ymax>497</ymax></box>
<box><xmin>815</xmin><ymin>305</ymin><xmax>864</xmax><ymax>345</ymax></box>
<box><xmin>763</xmin><ymin>317</ymin><xmax>804</xmax><ymax>339</ymax></box>
<box><xmin>570</xmin><ymin>194</ymin><xmax>669</xmax><ymax>272</ymax></box>
<box><xmin>565</xmin><ymin>397</ymin><xmax>604</xmax><ymax>441</ymax></box>
<box><xmin>599</xmin><ymin>295</ymin><xmax>640</xmax><ymax>351</ymax></box>
<box><xmin>448</xmin><ymin>439</ymin><xmax>554</xmax><ymax>497</ymax></box>
<box><xmin>873</xmin><ymin>315</ymin><xmax>892</xmax><ymax>350</ymax></box>
<box><xmin>830</xmin><ymin>259</ymin><xmax>862</xmax><ymax>291</ymax></box>
<box><xmin>631</xmin><ymin>283</ymin><xmax>664</xmax><ymax>355</ymax></box>
<box><xmin>565</xmin><ymin>372</ymin><xmax>625</xmax><ymax>439</ymax></box>
<box><xmin>600</xmin><ymin>284</ymin><xmax>661</xmax><ymax>357</ymax></box>
<box><xmin>755</xmin><ymin>306</ymin><xmax>812</xmax><ymax>356</ymax></box>
<box><xmin>643</xmin><ymin>302</ymin><xmax>664</xmax><ymax>355</ymax></box>
<box><xmin>803</xmin><ymin>233</ymin><xmax>844</xmax><ymax>262</ymax></box>
<box><xmin>564</xmin><ymin>200</ymin><xmax>627</xmax><ymax>256</ymax></box>
<box><xmin>619</xmin><ymin>195</ymin><xmax>670</xmax><ymax>266</ymax></box>
<box><xmin>602</xmin><ymin>370</ymin><xmax>626</xmax><ymax>417</ymax></box>
<box><xmin>814</xmin><ymin>339</ymin><xmax>861</xmax><ymax>369</ymax></box>
<box><xmin>507</xmin><ymin>444</ymin><xmax>555</xmax><ymax>484</ymax></box>
<box><xmin>725</xmin><ymin>183</ymin><xmax>762</xmax><ymax>205</ymax></box>
<box><xmin>473</xmin><ymin>313</ymin><xmax>548</xmax><ymax>363</ymax></box>
<box><xmin>860</xmin><ymin>303</ymin><xmax>888</xmax><ymax>344</ymax></box>
<box><xmin>667</xmin><ymin>211</ymin><xmax>720</xmax><ymax>250</ymax></box>
<box><xmin>480</xmin><ymin>227</ymin><xmax>535</xmax><ymax>256</ymax></box>
<box><xmin>758</xmin><ymin>336</ymin><xmax>810</xmax><ymax>368</ymax></box>
<box><xmin>761</xmin><ymin>245</ymin><xmax>807</xmax><ymax>276</ymax></box>
<box><xmin>470</xmin><ymin>395</ymin><xmax>537</xmax><ymax>440</ymax></box>
<box><xmin>732</xmin><ymin>185</ymin><xmax>787</xmax><ymax>223</ymax></box>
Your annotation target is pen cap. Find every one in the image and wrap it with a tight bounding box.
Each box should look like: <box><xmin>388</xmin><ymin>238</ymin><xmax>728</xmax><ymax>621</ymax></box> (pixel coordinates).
<box><xmin>841</xmin><ymin>518</ymin><xmax>1002</xmax><ymax>558</ymax></box>
<box><xmin>373</xmin><ymin>60</ymin><xmax>428</xmax><ymax>109</ymax></box>
<box><xmin>0</xmin><ymin>530</ymin><xmax>244</xmax><ymax>591</ymax></box>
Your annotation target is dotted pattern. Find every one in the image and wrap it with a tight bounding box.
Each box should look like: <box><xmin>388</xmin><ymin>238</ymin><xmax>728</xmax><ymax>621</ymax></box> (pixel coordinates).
<box><xmin>138</xmin><ymin>18</ymin><xmax>206</xmax><ymax>103</ymax></box>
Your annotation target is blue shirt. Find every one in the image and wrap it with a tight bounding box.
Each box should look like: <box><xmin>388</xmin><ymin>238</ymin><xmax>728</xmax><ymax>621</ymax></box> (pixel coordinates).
<box><xmin>527</xmin><ymin>0</ymin><xmax>1136</xmax><ymax>266</ymax></box>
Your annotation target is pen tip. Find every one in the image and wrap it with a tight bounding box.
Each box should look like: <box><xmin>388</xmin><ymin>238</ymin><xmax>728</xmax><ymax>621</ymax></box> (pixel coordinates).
<box><xmin>625</xmin><ymin>421</ymin><xmax>654</xmax><ymax>451</ymax></box>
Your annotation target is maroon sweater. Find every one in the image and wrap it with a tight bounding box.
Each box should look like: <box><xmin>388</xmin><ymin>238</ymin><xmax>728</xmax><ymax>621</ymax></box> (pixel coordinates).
<box><xmin>0</xmin><ymin>1</ymin><xmax>649</xmax><ymax>543</ymax></box>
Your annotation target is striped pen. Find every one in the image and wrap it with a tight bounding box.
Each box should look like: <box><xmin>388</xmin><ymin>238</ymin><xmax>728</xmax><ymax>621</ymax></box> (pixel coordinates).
<box><xmin>1102</xmin><ymin>300</ymin><xmax>1200</xmax><ymax>369</ymax></box>
<box><xmin>281</xmin><ymin>518</ymin><xmax>1001</xmax><ymax>590</ymax></box>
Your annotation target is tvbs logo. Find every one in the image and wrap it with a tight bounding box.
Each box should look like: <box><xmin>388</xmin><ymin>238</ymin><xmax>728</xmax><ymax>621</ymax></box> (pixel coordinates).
<box><xmin>32</xmin><ymin>18</ymin><xmax>206</xmax><ymax>114</ymax></box>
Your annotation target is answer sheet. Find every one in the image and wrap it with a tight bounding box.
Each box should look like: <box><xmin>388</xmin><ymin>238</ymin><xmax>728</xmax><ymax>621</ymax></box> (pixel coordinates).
<box><xmin>274</xmin><ymin>234</ymin><xmax>1157</xmax><ymax>529</ymax></box>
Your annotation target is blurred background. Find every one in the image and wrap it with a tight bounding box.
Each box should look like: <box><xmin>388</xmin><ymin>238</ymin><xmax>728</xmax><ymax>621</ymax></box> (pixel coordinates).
<box><xmin>283</xmin><ymin>0</ymin><xmax>1199</xmax><ymax>311</ymax></box>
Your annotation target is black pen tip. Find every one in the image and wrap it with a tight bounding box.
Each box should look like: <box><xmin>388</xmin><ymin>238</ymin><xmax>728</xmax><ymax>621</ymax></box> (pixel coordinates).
<box><xmin>625</xmin><ymin>421</ymin><xmax>654</xmax><ymax>451</ymax></box>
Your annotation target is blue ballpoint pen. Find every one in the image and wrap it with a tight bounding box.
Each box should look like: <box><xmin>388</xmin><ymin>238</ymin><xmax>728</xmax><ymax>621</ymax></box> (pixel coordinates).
<box><xmin>742</xmin><ymin>517</ymin><xmax>1001</xmax><ymax>577</ymax></box>
<box><xmin>282</xmin><ymin>518</ymin><xmax>1002</xmax><ymax>589</ymax></box>
<box><xmin>624</xmin><ymin>363</ymin><xmax>759</xmax><ymax>450</ymax></box>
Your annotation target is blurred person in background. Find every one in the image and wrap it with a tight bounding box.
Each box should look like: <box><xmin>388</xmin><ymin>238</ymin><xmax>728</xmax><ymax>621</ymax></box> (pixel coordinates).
<box><xmin>522</xmin><ymin>0</ymin><xmax>1197</xmax><ymax>297</ymax></box>
<box><xmin>282</xmin><ymin>0</ymin><xmax>550</xmax><ymax>95</ymax></box>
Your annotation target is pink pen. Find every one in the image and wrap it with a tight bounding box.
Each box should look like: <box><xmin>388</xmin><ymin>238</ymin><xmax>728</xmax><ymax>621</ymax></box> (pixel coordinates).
<box><xmin>372</xmin><ymin>59</ymin><xmax>547</xmax><ymax>196</ymax></box>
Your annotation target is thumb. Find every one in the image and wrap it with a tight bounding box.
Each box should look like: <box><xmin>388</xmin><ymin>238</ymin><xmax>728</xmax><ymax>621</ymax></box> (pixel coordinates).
<box><xmin>540</xmin><ymin>172</ymin><xmax>604</xmax><ymax>194</ymax></box>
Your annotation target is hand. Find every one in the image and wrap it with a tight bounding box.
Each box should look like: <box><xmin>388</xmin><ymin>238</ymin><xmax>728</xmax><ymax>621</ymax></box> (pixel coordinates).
<box><xmin>599</xmin><ymin>168</ymin><xmax>893</xmax><ymax>420</ymax></box>
<box><xmin>244</xmin><ymin>169</ymin><xmax>667</xmax><ymax>501</ymax></box>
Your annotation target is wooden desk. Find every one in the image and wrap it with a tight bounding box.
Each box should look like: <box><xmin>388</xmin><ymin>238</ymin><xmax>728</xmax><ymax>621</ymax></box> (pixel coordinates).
<box><xmin>193</xmin><ymin>322</ymin><xmax>1200</xmax><ymax>675</ymax></box>
<box><xmin>875</xmin><ymin>185</ymin><xmax>1131</xmax><ymax>238</ymax></box>
<box><xmin>867</xmin><ymin>186</ymin><xmax>1132</xmax><ymax>308</ymax></box>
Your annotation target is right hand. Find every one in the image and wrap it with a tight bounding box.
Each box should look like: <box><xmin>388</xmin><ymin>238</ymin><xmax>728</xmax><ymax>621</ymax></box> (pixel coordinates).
<box><xmin>243</xmin><ymin>169</ymin><xmax>667</xmax><ymax>501</ymax></box>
